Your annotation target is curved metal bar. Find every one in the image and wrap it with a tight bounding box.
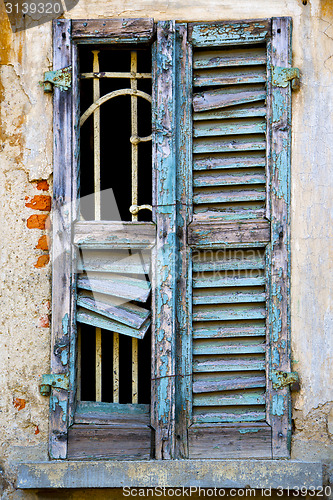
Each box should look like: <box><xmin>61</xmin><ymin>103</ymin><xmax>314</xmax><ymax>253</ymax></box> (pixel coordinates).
<box><xmin>130</xmin><ymin>134</ymin><xmax>152</xmax><ymax>145</ymax></box>
<box><xmin>80</xmin><ymin>89</ymin><xmax>152</xmax><ymax>127</ymax></box>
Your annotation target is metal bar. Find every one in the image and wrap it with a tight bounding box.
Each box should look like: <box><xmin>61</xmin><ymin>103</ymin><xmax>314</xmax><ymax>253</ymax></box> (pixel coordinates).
<box><xmin>131</xmin><ymin>51</ymin><xmax>138</xmax><ymax>222</ymax></box>
<box><xmin>81</xmin><ymin>72</ymin><xmax>151</xmax><ymax>79</ymax></box>
<box><xmin>95</xmin><ymin>327</ymin><xmax>102</xmax><ymax>401</ymax></box>
<box><xmin>92</xmin><ymin>50</ymin><xmax>101</xmax><ymax>221</ymax></box>
<box><xmin>132</xmin><ymin>337</ymin><xmax>138</xmax><ymax>403</ymax></box>
<box><xmin>113</xmin><ymin>332</ymin><xmax>120</xmax><ymax>403</ymax></box>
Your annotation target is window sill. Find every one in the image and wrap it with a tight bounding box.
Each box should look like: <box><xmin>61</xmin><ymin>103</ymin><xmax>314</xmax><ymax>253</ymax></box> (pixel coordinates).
<box><xmin>17</xmin><ymin>460</ymin><xmax>323</xmax><ymax>489</ymax></box>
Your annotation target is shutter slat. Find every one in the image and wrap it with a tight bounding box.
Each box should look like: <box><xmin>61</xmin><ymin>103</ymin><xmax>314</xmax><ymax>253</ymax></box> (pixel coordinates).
<box><xmin>193</xmin><ymin>323</ymin><xmax>266</xmax><ymax>339</ymax></box>
<box><xmin>77</xmin><ymin>273</ymin><xmax>151</xmax><ymax>303</ymax></box>
<box><xmin>193</xmin><ymin>288</ymin><xmax>265</xmax><ymax>304</ymax></box>
<box><xmin>193</xmin><ymin>304</ymin><xmax>266</xmax><ymax>321</ymax></box>
<box><xmin>193</xmin><ymin>47</ymin><xmax>266</xmax><ymax>69</ymax></box>
<box><xmin>77</xmin><ymin>290</ymin><xmax>150</xmax><ymax>329</ymax></box>
<box><xmin>193</xmin><ymin>339</ymin><xmax>265</xmax><ymax>355</ymax></box>
<box><xmin>193</xmin><ymin>249</ymin><xmax>265</xmax><ymax>271</ymax></box>
<box><xmin>193</xmin><ymin>372</ymin><xmax>266</xmax><ymax>393</ymax></box>
<box><xmin>193</xmin><ymin>66</ymin><xmax>266</xmax><ymax>87</ymax></box>
<box><xmin>192</xmin><ymin>407</ymin><xmax>266</xmax><ymax>424</ymax></box>
<box><xmin>193</xmin><ymin>355</ymin><xmax>265</xmax><ymax>372</ymax></box>
<box><xmin>193</xmin><ymin>390</ymin><xmax>265</xmax><ymax>406</ymax></box>
<box><xmin>193</xmin><ymin>152</ymin><xmax>266</xmax><ymax>170</ymax></box>
<box><xmin>77</xmin><ymin>307</ymin><xmax>151</xmax><ymax>339</ymax></box>
<box><xmin>193</xmin><ymin>135</ymin><xmax>266</xmax><ymax>154</ymax></box>
<box><xmin>193</xmin><ymin>87</ymin><xmax>266</xmax><ymax>113</ymax></box>
<box><xmin>193</xmin><ymin>170</ymin><xmax>265</xmax><ymax>188</ymax></box>
<box><xmin>193</xmin><ymin>118</ymin><xmax>266</xmax><ymax>137</ymax></box>
<box><xmin>77</xmin><ymin>250</ymin><xmax>150</xmax><ymax>274</ymax></box>
<box><xmin>193</xmin><ymin>186</ymin><xmax>266</xmax><ymax>204</ymax></box>
<box><xmin>193</xmin><ymin>102</ymin><xmax>266</xmax><ymax>121</ymax></box>
<box><xmin>193</xmin><ymin>272</ymin><xmax>265</xmax><ymax>288</ymax></box>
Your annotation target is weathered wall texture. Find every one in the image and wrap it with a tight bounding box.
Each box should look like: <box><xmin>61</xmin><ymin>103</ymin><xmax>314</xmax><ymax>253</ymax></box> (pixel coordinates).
<box><xmin>0</xmin><ymin>0</ymin><xmax>332</xmax><ymax>498</ymax></box>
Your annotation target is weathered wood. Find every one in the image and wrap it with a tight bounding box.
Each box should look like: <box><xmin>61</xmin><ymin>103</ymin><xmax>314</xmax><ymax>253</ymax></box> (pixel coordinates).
<box><xmin>74</xmin><ymin>221</ymin><xmax>156</xmax><ymax>249</ymax></box>
<box><xmin>193</xmin><ymin>152</ymin><xmax>266</xmax><ymax>170</ymax></box>
<box><xmin>192</xmin><ymin>248</ymin><xmax>265</xmax><ymax>272</ymax></box>
<box><xmin>193</xmin><ymin>206</ymin><xmax>266</xmax><ymax>222</ymax></box>
<box><xmin>77</xmin><ymin>290</ymin><xmax>149</xmax><ymax>328</ymax></box>
<box><xmin>189</xmin><ymin>423</ymin><xmax>271</xmax><ymax>459</ymax></box>
<box><xmin>68</xmin><ymin>424</ymin><xmax>151</xmax><ymax>460</ymax></box>
<box><xmin>193</xmin><ymin>372</ymin><xmax>266</xmax><ymax>393</ymax></box>
<box><xmin>193</xmin><ymin>47</ymin><xmax>266</xmax><ymax>69</ymax></box>
<box><xmin>77</xmin><ymin>308</ymin><xmax>150</xmax><ymax>339</ymax></box>
<box><xmin>193</xmin><ymin>339</ymin><xmax>265</xmax><ymax>355</ymax></box>
<box><xmin>193</xmin><ymin>135</ymin><xmax>266</xmax><ymax>154</ymax></box>
<box><xmin>193</xmin><ymin>355</ymin><xmax>265</xmax><ymax>373</ymax></box>
<box><xmin>192</xmin><ymin>408</ymin><xmax>266</xmax><ymax>424</ymax></box>
<box><xmin>49</xmin><ymin>19</ymin><xmax>73</xmax><ymax>460</ymax></box>
<box><xmin>193</xmin><ymin>118</ymin><xmax>266</xmax><ymax>137</ymax></box>
<box><xmin>72</xmin><ymin>18</ymin><xmax>154</xmax><ymax>43</ymax></box>
<box><xmin>193</xmin><ymin>87</ymin><xmax>266</xmax><ymax>112</ymax></box>
<box><xmin>193</xmin><ymin>103</ymin><xmax>266</xmax><ymax>121</ymax></box>
<box><xmin>77</xmin><ymin>273</ymin><xmax>150</xmax><ymax>303</ymax></box>
<box><xmin>193</xmin><ymin>303</ymin><xmax>266</xmax><ymax>321</ymax></box>
<box><xmin>74</xmin><ymin>401</ymin><xmax>150</xmax><ymax>425</ymax></box>
<box><xmin>194</xmin><ymin>66</ymin><xmax>266</xmax><ymax>87</ymax></box>
<box><xmin>193</xmin><ymin>287</ymin><xmax>266</xmax><ymax>304</ymax></box>
<box><xmin>193</xmin><ymin>186</ymin><xmax>266</xmax><ymax>204</ymax></box>
<box><xmin>188</xmin><ymin>220</ymin><xmax>270</xmax><ymax>248</ymax></box>
<box><xmin>193</xmin><ymin>323</ymin><xmax>266</xmax><ymax>339</ymax></box>
<box><xmin>193</xmin><ymin>391</ymin><xmax>266</xmax><ymax>407</ymax></box>
<box><xmin>151</xmin><ymin>21</ymin><xmax>177</xmax><ymax>460</ymax></box>
<box><xmin>77</xmin><ymin>249</ymin><xmax>150</xmax><ymax>274</ymax></box>
<box><xmin>193</xmin><ymin>170</ymin><xmax>265</xmax><ymax>188</ymax></box>
<box><xmin>189</xmin><ymin>20</ymin><xmax>271</xmax><ymax>47</ymax></box>
<box><xmin>266</xmin><ymin>17</ymin><xmax>293</xmax><ymax>459</ymax></box>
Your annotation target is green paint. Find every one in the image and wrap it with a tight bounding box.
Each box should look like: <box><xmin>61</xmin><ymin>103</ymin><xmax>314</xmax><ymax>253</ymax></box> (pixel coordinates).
<box><xmin>239</xmin><ymin>428</ymin><xmax>260</xmax><ymax>434</ymax></box>
<box><xmin>62</xmin><ymin>313</ymin><xmax>69</xmax><ymax>335</ymax></box>
<box><xmin>272</xmin><ymin>394</ymin><xmax>285</xmax><ymax>416</ymax></box>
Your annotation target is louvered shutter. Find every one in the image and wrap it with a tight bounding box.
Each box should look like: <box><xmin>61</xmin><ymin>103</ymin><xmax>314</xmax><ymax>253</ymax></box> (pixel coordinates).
<box><xmin>177</xmin><ymin>19</ymin><xmax>292</xmax><ymax>459</ymax></box>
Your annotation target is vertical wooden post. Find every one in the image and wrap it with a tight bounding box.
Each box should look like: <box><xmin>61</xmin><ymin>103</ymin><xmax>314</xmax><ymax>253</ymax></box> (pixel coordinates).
<box><xmin>132</xmin><ymin>337</ymin><xmax>138</xmax><ymax>403</ymax></box>
<box><xmin>50</xmin><ymin>19</ymin><xmax>73</xmax><ymax>459</ymax></box>
<box><xmin>95</xmin><ymin>328</ymin><xmax>102</xmax><ymax>401</ymax></box>
<box><xmin>152</xmin><ymin>21</ymin><xmax>177</xmax><ymax>459</ymax></box>
<box><xmin>113</xmin><ymin>332</ymin><xmax>119</xmax><ymax>403</ymax></box>
<box><xmin>267</xmin><ymin>17</ymin><xmax>292</xmax><ymax>458</ymax></box>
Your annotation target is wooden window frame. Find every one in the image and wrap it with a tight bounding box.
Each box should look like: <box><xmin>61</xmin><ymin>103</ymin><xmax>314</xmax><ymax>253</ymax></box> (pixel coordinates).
<box><xmin>50</xmin><ymin>17</ymin><xmax>293</xmax><ymax>461</ymax></box>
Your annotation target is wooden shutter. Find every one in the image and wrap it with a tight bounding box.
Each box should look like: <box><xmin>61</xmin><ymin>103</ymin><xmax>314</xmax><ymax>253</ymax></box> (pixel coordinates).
<box><xmin>177</xmin><ymin>19</ymin><xmax>293</xmax><ymax>459</ymax></box>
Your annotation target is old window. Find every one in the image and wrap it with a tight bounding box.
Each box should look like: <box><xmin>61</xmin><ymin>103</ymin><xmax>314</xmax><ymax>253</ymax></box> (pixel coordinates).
<box><xmin>48</xmin><ymin>17</ymin><xmax>294</xmax><ymax>461</ymax></box>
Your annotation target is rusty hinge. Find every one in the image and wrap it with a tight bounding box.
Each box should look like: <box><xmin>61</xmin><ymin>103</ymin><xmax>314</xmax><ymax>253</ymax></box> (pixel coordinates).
<box><xmin>271</xmin><ymin>370</ymin><xmax>300</xmax><ymax>390</ymax></box>
<box><xmin>41</xmin><ymin>66</ymin><xmax>72</xmax><ymax>93</ymax></box>
<box><xmin>40</xmin><ymin>373</ymin><xmax>69</xmax><ymax>396</ymax></box>
<box><xmin>271</xmin><ymin>66</ymin><xmax>300</xmax><ymax>90</ymax></box>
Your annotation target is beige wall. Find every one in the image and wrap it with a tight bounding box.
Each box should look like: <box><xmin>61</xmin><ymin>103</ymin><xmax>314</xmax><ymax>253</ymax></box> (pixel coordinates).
<box><xmin>0</xmin><ymin>0</ymin><xmax>332</xmax><ymax>497</ymax></box>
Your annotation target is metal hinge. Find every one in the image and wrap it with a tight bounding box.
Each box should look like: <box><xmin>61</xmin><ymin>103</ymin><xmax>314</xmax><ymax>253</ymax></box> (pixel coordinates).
<box><xmin>40</xmin><ymin>374</ymin><xmax>69</xmax><ymax>396</ymax></box>
<box><xmin>41</xmin><ymin>66</ymin><xmax>72</xmax><ymax>93</ymax></box>
<box><xmin>271</xmin><ymin>66</ymin><xmax>300</xmax><ymax>90</ymax></box>
<box><xmin>271</xmin><ymin>370</ymin><xmax>300</xmax><ymax>390</ymax></box>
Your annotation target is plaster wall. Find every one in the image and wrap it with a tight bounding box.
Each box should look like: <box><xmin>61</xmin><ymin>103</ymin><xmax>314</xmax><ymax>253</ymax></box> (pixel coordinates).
<box><xmin>0</xmin><ymin>0</ymin><xmax>332</xmax><ymax>497</ymax></box>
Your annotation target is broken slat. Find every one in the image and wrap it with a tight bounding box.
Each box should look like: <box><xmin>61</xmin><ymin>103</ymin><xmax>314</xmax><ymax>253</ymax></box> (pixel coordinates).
<box><xmin>77</xmin><ymin>273</ymin><xmax>151</xmax><ymax>303</ymax></box>
<box><xmin>193</xmin><ymin>372</ymin><xmax>266</xmax><ymax>393</ymax></box>
<box><xmin>193</xmin><ymin>304</ymin><xmax>266</xmax><ymax>321</ymax></box>
<box><xmin>193</xmin><ymin>135</ymin><xmax>266</xmax><ymax>154</ymax></box>
<box><xmin>193</xmin><ymin>323</ymin><xmax>266</xmax><ymax>339</ymax></box>
<box><xmin>193</xmin><ymin>87</ymin><xmax>266</xmax><ymax>112</ymax></box>
<box><xmin>77</xmin><ymin>250</ymin><xmax>151</xmax><ymax>274</ymax></box>
<box><xmin>193</xmin><ymin>186</ymin><xmax>266</xmax><ymax>204</ymax></box>
<box><xmin>193</xmin><ymin>118</ymin><xmax>266</xmax><ymax>137</ymax></box>
<box><xmin>77</xmin><ymin>308</ymin><xmax>150</xmax><ymax>339</ymax></box>
<box><xmin>193</xmin><ymin>47</ymin><xmax>267</xmax><ymax>69</ymax></box>
<box><xmin>193</xmin><ymin>339</ymin><xmax>265</xmax><ymax>355</ymax></box>
<box><xmin>193</xmin><ymin>391</ymin><xmax>266</xmax><ymax>407</ymax></box>
<box><xmin>193</xmin><ymin>355</ymin><xmax>266</xmax><ymax>373</ymax></box>
<box><xmin>193</xmin><ymin>102</ymin><xmax>266</xmax><ymax>121</ymax></box>
<box><xmin>193</xmin><ymin>153</ymin><xmax>266</xmax><ymax>171</ymax></box>
<box><xmin>193</xmin><ymin>287</ymin><xmax>266</xmax><ymax>304</ymax></box>
<box><xmin>193</xmin><ymin>66</ymin><xmax>266</xmax><ymax>87</ymax></box>
<box><xmin>77</xmin><ymin>290</ymin><xmax>150</xmax><ymax>329</ymax></box>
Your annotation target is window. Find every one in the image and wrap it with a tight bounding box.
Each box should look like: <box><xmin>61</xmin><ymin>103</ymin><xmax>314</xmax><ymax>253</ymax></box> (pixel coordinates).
<box><xmin>49</xmin><ymin>17</ymin><xmax>294</xmax><ymax>461</ymax></box>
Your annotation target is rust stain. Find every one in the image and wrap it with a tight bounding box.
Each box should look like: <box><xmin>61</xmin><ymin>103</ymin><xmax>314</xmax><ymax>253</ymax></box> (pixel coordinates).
<box><xmin>36</xmin><ymin>180</ymin><xmax>50</xmax><ymax>191</ymax></box>
<box><xmin>13</xmin><ymin>397</ymin><xmax>26</xmax><ymax>411</ymax></box>
<box><xmin>34</xmin><ymin>254</ymin><xmax>50</xmax><ymax>268</ymax></box>
<box><xmin>27</xmin><ymin>214</ymin><xmax>49</xmax><ymax>229</ymax></box>
<box><xmin>320</xmin><ymin>0</ymin><xmax>333</xmax><ymax>19</ymax></box>
<box><xmin>0</xmin><ymin>1</ymin><xmax>12</xmax><ymax>65</ymax></box>
<box><xmin>35</xmin><ymin>234</ymin><xmax>49</xmax><ymax>251</ymax></box>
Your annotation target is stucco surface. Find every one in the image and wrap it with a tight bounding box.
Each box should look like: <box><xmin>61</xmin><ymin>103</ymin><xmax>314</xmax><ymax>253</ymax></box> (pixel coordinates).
<box><xmin>0</xmin><ymin>0</ymin><xmax>332</xmax><ymax>498</ymax></box>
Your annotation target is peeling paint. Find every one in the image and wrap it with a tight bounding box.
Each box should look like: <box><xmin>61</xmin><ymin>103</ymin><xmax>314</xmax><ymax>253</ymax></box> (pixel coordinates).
<box><xmin>272</xmin><ymin>394</ymin><xmax>285</xmax><ymax>416</ymax></box>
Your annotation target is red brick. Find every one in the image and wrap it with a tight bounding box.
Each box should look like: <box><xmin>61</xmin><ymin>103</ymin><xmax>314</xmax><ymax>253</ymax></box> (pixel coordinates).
<box><xmin>36</xmin><ymin>180</ymin><xmax>49</xmax><ymax>191</ymax></box>
<box><xmin>34</xmin><ymin>254</ymin><xmax>50</xmax><ymax>268</ymax></box>
<box><xmin>34</xmin><ymin>426</ymin><xmax>40</xmax><ymax>435</ymax></box>
<box><xmin>13</xmin><ymin>398</ymin><xmax>26</xmax><ymax>411</ymax></box>
<box><xmin>39</xmin><ymin>314</ymin><xmax>50</xmax><ymax>328</ymax></box>
<box><xmin>27</xmin><ymin>214</ymin><xmax>49</xmax><ymax>229</ymax></box>
<box><xmin>35</xmin><ymin>235</ymin><xmax>49</xmax><ymax>251</ymax></box>
<box><xmin>25</xmin><ymin>195</ymin><xmax>51</xmax><ymax>211</ymax></box>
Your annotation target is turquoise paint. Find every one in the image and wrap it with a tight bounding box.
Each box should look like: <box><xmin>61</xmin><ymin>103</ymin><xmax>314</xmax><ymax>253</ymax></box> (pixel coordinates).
<box><xmin>158</xmin><ymin>354</ymin><xmax>171</xmax><ymax>423</ymax></box>
<box><xmin>272</xmin><ymin>347</ymin><xmax>280</xmax><ymax>366</ymax></box>
<box><xmin>60</xmin><ymin>350</ymin><xmax>68</xmax><ymax>366</ymax></box>
<box><xmin>272</xmin><ymin>89</ymin><xmax>284</xmax><ymax>123</ymax></box>
<box><xmin>50</xmin><ymin>396</ymin><xmax>68</xmax><ymax>423</ymax></box>
<box><xmin>62</xmin><ymin>313</ymin><xmax>69</xmax><ymax>336</ymax></box>
<box><xmin>239</xmin><ymin>428</ymin><xmax>260</xmax><ymax>434</ymax></box>
<box><xmin>272</xmin><ymin>394</ymin><xmax>285</xmax><ymax>416</ymax></box>
<box><xmin>271</xmin><ymin>303</ymin><xmax>282</xmax><ymax>342</ymax></box>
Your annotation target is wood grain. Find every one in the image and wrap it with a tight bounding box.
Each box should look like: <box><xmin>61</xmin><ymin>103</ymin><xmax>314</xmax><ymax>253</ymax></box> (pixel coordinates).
<box><xmin>72</xmin><ymin>18</ymin><xmax>154</xmax><ymax>43</ymax></box>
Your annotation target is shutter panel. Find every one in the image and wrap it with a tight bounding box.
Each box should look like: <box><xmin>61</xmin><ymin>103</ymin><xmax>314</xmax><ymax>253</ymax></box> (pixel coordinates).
<box><xmin>186</xmin><ymin>19</ymin><xmax>292</xmax><ymax>459</ymax></box>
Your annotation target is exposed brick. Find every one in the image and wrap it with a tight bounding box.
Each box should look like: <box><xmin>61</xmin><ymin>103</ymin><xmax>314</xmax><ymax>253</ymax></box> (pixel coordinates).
<box><xmin>34</xmin><ymin>254</ymin><xmax>50</xmax><ymax>268</ymax></box>
<box><xmin>13</xmin><ymin>398</ymin><xmax>26</xmax><ymax>411</ymax></box>
<box><xmin>27</xmin><ymin>214</ymin><xmax>49</xmax><ymax>229</ymax></box>
<box><xmin>25</xmin><ymin>195</ymin><xmax>51</xmax><ymax>211</ymax></box>
<box><xmin>35</xmin><ymin>235</ymin><xmax>49</xmax><ymax>251</ymax></box>
<box><xmin>34</xmin><ymin>425</ymin><xmax>40</xmax><ymax>435</ymax></box>
<box><xmin>36</xmin><ymin>180</ymin><xmax>49</xmax><ymax>191</ymax></box>
<box><xmin>39</xmin><ymin>314</ymin><xmax>50</xmax><ymax>328</ymax></box>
